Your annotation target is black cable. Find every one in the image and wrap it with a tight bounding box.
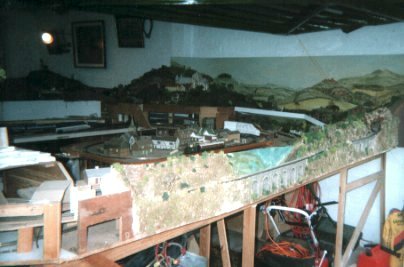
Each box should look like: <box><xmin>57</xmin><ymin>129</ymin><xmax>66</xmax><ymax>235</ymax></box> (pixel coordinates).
<box><xmin>35</xmin><ymin>227</ymin><xmax>42</xmax><ymax>248</ymax></box>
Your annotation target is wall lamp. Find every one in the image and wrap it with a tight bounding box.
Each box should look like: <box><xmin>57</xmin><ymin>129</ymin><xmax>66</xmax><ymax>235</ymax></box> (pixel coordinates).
<box><xmin>41</xmin><ymin>30</ymin><xmax>70</xmax><ymax>54</ymax></box>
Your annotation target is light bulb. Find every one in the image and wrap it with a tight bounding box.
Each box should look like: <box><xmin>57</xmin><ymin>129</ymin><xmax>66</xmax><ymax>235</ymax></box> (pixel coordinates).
<box><xmin>41</xmin><ymin>32</ymin><xmax>54</xmax><ymax>45</ymax></box>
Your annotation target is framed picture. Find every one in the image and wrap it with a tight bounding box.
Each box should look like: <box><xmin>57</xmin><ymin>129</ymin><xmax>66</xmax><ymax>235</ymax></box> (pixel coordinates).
<box><xmin>115</xmin><ymin>16</ymin><xmax>144</xmax><ymax>48</ymax></box>
<box><xmin>72</xmin><ymin>21</ymin><xmax>106</xmax><ymax>68</ymax></box>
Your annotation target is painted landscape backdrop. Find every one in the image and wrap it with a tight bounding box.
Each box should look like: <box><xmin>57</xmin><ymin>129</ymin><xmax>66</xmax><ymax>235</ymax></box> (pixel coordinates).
<box><xmin>1</xmin><ymin>55</ymin><xmax>403</xmax><ymax>125</ymax></box>
<box><xmin>170</xmin><ymin>55</ymin><xmax>404</xmax><ymax>123</ymax></box>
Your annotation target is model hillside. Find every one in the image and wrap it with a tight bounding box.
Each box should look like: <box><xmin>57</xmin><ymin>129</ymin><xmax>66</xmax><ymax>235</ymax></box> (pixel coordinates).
<box><xmin>112</xmin><ymin>107</ymin><xmax>398</xmax><ymax>235</ymax></box>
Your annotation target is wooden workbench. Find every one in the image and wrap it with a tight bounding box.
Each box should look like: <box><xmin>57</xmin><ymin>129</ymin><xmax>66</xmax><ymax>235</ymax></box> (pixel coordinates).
<box><xmin>56</xmin><ymin>151</ymin><xmax>387</xmax><ymax>267</ymax></box>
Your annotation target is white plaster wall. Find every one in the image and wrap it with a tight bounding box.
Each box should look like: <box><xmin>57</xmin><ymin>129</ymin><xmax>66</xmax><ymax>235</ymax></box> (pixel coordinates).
<box><xmin>2</xmin><ymin>9</ymin><xmax>41</xmax><ymax>78</ymax></box>
<box><xmin>3</xmin><ymin>9</ymin><xmax>404</xmax><ymax>86</ymax></box>
<box><xmin>0</xmin><ymin>101</ymin><xmax>101</xmax><ymax>121</ymax></box>
<box><xmin>171</xmin><ymin>21</ymin><xmax>404</xmax><ymax>57</ymax></box>
<box><xmin>319</xmin><ymin>149</ymin><xmax>404</xmax><ymax>244</ymax></box>
<box><xmin>1</xmin><ymin>9</ymin><xmax>173</xmax><ymax>88</ymax></box>
<box><xmin>169</xmin><ymin>21</ymin><xmax>404</xmax><ymax>244</ymax></box>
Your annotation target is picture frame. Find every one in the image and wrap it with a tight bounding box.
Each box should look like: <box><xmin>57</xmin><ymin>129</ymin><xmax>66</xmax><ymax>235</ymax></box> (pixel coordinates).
<box><xmin>115</xmin><ymin>16</ymin><xmax>145</xmax><ymax>48</ymax></box>
<box><xmin>72</xmin><ymin>21</ymin><xmax>106</xmax><ymax>68</ymax></box>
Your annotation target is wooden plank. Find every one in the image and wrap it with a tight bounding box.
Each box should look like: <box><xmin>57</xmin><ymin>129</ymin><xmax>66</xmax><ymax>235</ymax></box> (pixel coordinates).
<box><xmin>17</xmin><ymin>227</ymin><xmax>34</xmax><ymax>253</ymax></box>
<box><xmin>2</xmin><ymin>173</ymin><xmax>42</xmax><ymax>197</ymax></box>
<box><xmin>341</xmin><ymin>180</ymin><xmax>382</xmax><ymax>266</ymax></box>
<box><xmin>31</xmin><ymin>180</ymin><xmax>70</xmax><ymax>203</ymax></box>
<box><xmin>199</xmin><ymin>224</ymin><xmax>211</xmax><ymax>265</ymax></box>
<box><xmin>56</xmin><ymin>161</ymin><xmax>75</xmax><ymax>184</ymax></box>
<box><xmin>0</xmin><ymin>259</ymin><xmax>58</xmax><ymax>266</ymax></box>
<box><xmin>19</xmin><ymin>162</ymin><xmax>64</xmax><ymax>180</ymax></box>
<box><xmin>58</xmin><ymin>254</ymin><xmax>121</xmax><ymax>267</ymax></box>
<box><xmin>2</xmin><ymin>162</ymin><xmax>67</xmax><ymax>197</ymax></box>
<box><xmin>242</xmin><ymin>205</ymin><xmax>256</xmax><ymax>267</ymax></box>
<box><xmin>380</xmin><ymin>153</ymin><xmax>386</xmax><ymax>243</ymax></box>
<box><xmin>85</xmin><ymin>253</ymin><xmax>122</xmax><ymax>267</ymax></box>
<box><xmin>346</xmin><ymin>171</ymin><xmax>382</xmax><ymax>192</ymax></box>
<box><xmin>99</xmin><ymin>211</ymin><xmax>244</xmax><ymax>261</ymax></box>
<box><xmin>77</xmin><ymin>191</ymin><xmax>133</xmax><ymax>254</ymax></box>
<box><xmin>0</xmin><ymin>203</ymin><xmax>44</xmax><ymax>217</ymax></box>
<box><xmin>0</xmin><ymin>214</ymin><xmax>75</xmax><ymax>231</ymax></box>
<box><xmin>334</xmin><ymin>168</ymin><xmax>348</xmax><ymax>267</ymax></box>
<box><xmin>217</xmin><ymin>219</ymin><xmax>231</xmax><ymax>267</ymax></box>
<box><xmin>0</xmin><ymin>127</ymin><xmax>9</xmax><ymax>146</ymax></box>
<box><xmin>0</xmin><ymin>147</ymin><xmax>55</xmax><ymax>170</ymax></box>
<box><xmin>43</xmin><ymin>202</ymin><xmax>62</xmax><ymax>260</ymax></box>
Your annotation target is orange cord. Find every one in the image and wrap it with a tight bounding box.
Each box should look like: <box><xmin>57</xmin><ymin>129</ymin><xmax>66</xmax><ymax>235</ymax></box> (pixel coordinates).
<box><xmin>260</xmin><ymin>201</ymin><xmax>313</xmax><ymax>260</ymax></box>
<box><xmin>257</xmin><ymin>242</ymin><xmax>313</xmax><ymax>259</ymax></box>
<box><xmin>286</xmin><ymin>183</ymin><xmax>321</xmax><ymax>238</ymax></box>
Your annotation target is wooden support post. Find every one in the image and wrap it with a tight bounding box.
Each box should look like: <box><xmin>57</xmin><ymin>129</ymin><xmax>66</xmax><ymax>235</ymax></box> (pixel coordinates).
<box><xmin>199</xmin><ymin>224</ymin><xmax>211</xmax><ymax>266</ymax></box>
<box><xmin>346</xmin><ymin>171</ymin><xmax>381</xmax><ymax>192</ymax></box>
<box><xmin>380</xmin><ymin>153</ymin><xmax>386</xmax><ymax>243</ymax></box>
<box><xmin>341</xmin><ymin>180</ymin><xmax>382</xmax><ymax>266</ymax></box>
<box><xmin>17</xmin><ymin>227</ymin><xmax>34</xmax><ymax>253</ymax></box>
<box><xmin>0</xmin><ymin>127</ymin><xmax>9</xmax><ymax>147</ymax></box>
<box><xmin>43</xmin><ymin>202</ymin><xmax>62</xmax><ymax>260</ymax></box>
<box><xmin>242</xmin><ymin>205</ymin><xmax>256</xmax><ymax>267</ymax></box>
<box><xmin>77</xmin><ymin>191</ymin><xmax>133</xmax><ymax>254</ymax></box>
<box><xmin>334</xmin><ymin>168</ymin><xmax>347</xmax><ymax>267</ymax></box>
<box><xmin>334</xmin><ymin>153</ymin><xmax>386</xmax><ymax>267</ymax></box>
<box><xmin>217</xmin><ymin>219</ymin><xmax>231</xmax><ymax>267</ymax></box>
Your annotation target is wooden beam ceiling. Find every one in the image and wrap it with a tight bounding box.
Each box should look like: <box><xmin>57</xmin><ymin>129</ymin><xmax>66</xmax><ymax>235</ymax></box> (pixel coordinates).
<box><xmin>3</xmin><ymin>0</ymin><xmax>404</xmax><ymax>34</ymax></box>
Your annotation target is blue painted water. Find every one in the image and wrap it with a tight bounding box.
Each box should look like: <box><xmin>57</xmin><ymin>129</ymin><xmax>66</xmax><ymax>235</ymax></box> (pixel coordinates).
<box><xmin>227</xmin><ymin>146</ymin><xmax>293</xmax><ymax>176</ymax></box>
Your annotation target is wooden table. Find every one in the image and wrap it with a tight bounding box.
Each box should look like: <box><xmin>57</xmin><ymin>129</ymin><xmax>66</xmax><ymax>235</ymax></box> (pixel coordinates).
<box><xmin>57</xmin><ymin>152</ymin><xmax>386</xmax><ymax>267</ymax></box>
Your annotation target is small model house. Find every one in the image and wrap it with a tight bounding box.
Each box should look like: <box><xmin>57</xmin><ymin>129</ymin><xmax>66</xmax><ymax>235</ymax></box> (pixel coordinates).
<box><xmin>133</xmin><ymin>136</ymin><xmax>154</xmax><ymax>154</ymax></box>
<box><xmin>190</xmin><ymin>128</ymin><xmax>218</xmax><ymax>142</ymax></box>
<box><xmin>82</xmin><ymin>167</ymin><xmax>111</xmax><ymax>191</ymax></box>
<box><xmin>152</xmin><ymin>136</ymin><xmax>180</xmax><ymax>150</ymax></box>
<box><xmin>103</xmin><ymin>133</ymin><xmax>131</xmax><ymax>157</ymax></box>
<box><xmin>224</xmin><ymin>121</ymin><xmax>261</xmax><ymax>136</ymax></box>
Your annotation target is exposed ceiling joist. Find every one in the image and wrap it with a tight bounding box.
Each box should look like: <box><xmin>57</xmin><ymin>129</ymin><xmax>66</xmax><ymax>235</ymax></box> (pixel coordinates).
<box><xmin>3</xmin><ymin>0</ymin><xmax>404</xmax><ymax>34</ymax></box>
